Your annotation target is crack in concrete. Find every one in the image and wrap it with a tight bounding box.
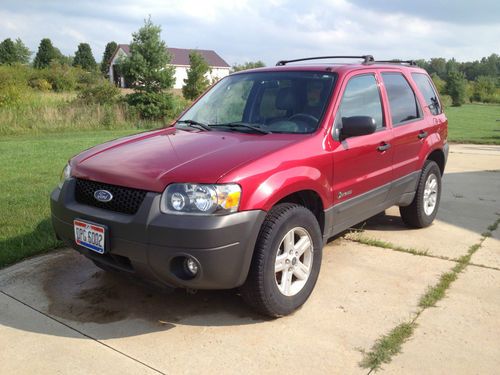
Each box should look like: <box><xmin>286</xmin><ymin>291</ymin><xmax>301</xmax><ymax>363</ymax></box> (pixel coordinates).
<box><xmin>357</xmin><ymin>217</ymin><xmax>497</xmax><ymax>373</ymax></box>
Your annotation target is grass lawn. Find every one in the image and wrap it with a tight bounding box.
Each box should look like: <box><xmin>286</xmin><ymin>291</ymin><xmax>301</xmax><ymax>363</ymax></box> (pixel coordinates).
<box><xmin>0</xmin><ymin>129</ymin><xmax>141</xmax><ymax>268</ymax></box>
<box><xmin>446</xmin><ymin>103</ymin><xmax>500</xmax><ymax>144</ymax></box>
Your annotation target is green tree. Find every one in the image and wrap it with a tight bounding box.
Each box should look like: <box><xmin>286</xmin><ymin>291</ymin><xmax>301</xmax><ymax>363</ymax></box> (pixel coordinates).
<box><xmin>13</xmin><ymin>38</ymin><xmax>31</xmax><ymax>64</ymax></box>
<box><xmin>430</xmin><ymin>73</ymin><xmax>446</xmax><ymax>95</ymax></box>
<box><xmin>73</xmin><ymin>43</ymin><xmax>97</xmax><ymax>71</ymax></box>
<box><xmin>182</xmin><ymin>51</ymin><xmax>211</xmax><ymax>100</ymax></box>
<box><xmin>472</xmin><ymin>75</ymin><xmax>497</xmax><ymax>102</ymax></box>
<box><xmin>0</xmin><ymin>38</ymin><xmax>31</xmax><ymax>64</ymax></box>
<box><xmin>120</xmin><ymin>17</ymin><xmax>175</xmax><ymax>92</ymax></box>
<box><xmin>428</xmin><ymin>58</ymin><xmax>447</xmax><ymax>79</ymax></box>
<box><xmin>33</xmin><ymin>38</ymin><xmax>60</xmax><ymax>68</ymax></box>
<box><xmin>100</xmin><ymin>41</ymin><xmax>117</xmax><ymax>76</ymax></box>
<box><xmin>446</xmin><ymin>71</ymin><xmax>467</xmax><ymax>106</ymax></box>
<box><xmin>0</xmin><ymin>38</ymin><xmax>17</xmax><ymax>65</ymax></box>
<box><xmin>231</xmin><ymin>61</ymin><xmax>265</xmax><ymax>72</ymax></box>
<box><xmin>119</xmin><ymin>17</ymin><xmax>175</xmax><ymax>119</ymax></box>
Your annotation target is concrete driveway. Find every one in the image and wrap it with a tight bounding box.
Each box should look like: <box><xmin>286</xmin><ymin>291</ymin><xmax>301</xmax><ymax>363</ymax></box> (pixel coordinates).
<box><xmin>1</xmin><ymin>144</ymin><xmax>499</xmax><ymax>374</ymax></box>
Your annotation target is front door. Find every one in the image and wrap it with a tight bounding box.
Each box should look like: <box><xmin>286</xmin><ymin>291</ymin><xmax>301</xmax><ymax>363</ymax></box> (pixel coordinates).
<box><xmin>331</xmin><ymin>72</ymin><xmax>394</xmax><ymax>233</ymax></box>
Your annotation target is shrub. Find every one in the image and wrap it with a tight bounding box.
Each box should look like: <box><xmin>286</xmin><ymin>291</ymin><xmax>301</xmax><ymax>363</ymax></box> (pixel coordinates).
<box><xmin>0</xmin><ymin>65</ymin><xmax>31</xmax><ymax>107</ymax></box>
<box><xmin>28</xmin><ymin>78</ymin><xmax>52</xmax><ymax>91</ymax></box>
<box><xmin>126</xmin><ymin>91</ymin><xmax>173</xmax><ymax>119</ymax></box>
<box><xmin>440</xmin><ymin>95</ymin><xmax>452</xmax><ymax>108</ymax></box>
<box><xmin>445</xmin><ymin>71</ymin><xmax>467</xmax><ymax>106</ymax></box>
<box><xmin>76</xmin><ymin>70</ymin><xmax>102</xmax><ymax>89</ymax></box>
<box><xmin>77</xmin><ymin>81</ymin><xmax>121</xmax><ymax>105</ymax></box>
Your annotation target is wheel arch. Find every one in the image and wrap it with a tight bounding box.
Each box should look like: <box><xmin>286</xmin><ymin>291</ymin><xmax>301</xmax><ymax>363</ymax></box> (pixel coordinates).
<box><xmin>275</xmin><ymin>190</ymin><xmax>325</xmax><ymax>235</ymax></box>
<box><xmin>426</xmin><ymin>148</ymin><xmax>446</xmax><ymax>176</ymax></box>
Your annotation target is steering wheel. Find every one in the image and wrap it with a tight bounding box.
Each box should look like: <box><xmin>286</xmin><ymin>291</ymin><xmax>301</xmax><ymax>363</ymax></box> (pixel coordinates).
<box><xmin>288</xmin><ymin>113</ymin><xmax>319</xmax><ymax>131</ymax></box>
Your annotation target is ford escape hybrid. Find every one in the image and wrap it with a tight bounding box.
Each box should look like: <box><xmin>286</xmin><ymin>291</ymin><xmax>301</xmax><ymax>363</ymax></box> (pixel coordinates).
<box><xmin>51</xmin><ymin>55</ymin><xmax>448</xmax><ymax>317</ymax></box>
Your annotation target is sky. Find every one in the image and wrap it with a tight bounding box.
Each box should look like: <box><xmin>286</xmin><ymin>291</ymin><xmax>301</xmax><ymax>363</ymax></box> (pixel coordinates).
<box><xmin>0</xmin><ymin>0</ymin><xmax>499</xmax><ymax>66</ymax></box>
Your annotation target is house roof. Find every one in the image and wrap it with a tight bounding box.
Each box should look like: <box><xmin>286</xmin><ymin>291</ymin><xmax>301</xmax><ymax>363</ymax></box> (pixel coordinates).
<box><xmin>113</xmin><ymin>44</ymin><xmax>230</xmax><ymax>68</ymax></box>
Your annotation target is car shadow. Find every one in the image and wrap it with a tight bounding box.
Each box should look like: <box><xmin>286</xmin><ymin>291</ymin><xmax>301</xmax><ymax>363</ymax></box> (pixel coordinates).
<box><xmin>0</xmin><ymin>250</ymin><xmax>268</xmax><ymax>340</ymax></box>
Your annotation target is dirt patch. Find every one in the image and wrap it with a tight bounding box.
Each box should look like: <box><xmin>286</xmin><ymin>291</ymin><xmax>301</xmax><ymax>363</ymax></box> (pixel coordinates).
<box><xmin>42</xmin><ymin>251</ymin><xmax>264</xmax><ymax>326</ymax></box>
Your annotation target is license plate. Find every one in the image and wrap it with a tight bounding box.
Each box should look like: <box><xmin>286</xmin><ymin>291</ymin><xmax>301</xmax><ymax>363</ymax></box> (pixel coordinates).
<box><xmin>74</xmin><ymin>219</ymin><xmax>106</xmax><ymax>254</ymax></box>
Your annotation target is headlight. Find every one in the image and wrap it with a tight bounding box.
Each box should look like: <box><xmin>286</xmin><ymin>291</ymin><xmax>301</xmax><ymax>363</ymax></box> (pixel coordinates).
<box><xmin>58</xmin><ymin>163</ymin><xmax>72</xmax><ymax>188</ymax></box>
<box><xmin>160</xmin><ymin>183</ymin><xmax>241</xmax><ymax>215</ymax></box>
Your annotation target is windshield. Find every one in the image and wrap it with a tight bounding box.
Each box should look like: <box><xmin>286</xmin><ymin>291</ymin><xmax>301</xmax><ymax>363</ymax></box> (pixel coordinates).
<box><xmin>177</xmin><ymin>71</ymin><xmax>336</xmax><ymax>134</ymax></box>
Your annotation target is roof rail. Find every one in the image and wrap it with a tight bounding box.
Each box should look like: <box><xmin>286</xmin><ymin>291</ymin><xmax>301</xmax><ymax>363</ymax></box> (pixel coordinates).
<box><xmin>276</xmin><ymin>55</ymin><xmax>374</xmax><ymax>66</ymax></box>
<box><xmin>374</xmin><ymin>59</ymin><xmax>417</xmax><ymax>66</ymax></box>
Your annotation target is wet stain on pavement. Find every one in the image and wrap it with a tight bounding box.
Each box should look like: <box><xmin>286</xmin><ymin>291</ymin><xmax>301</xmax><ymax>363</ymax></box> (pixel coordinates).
<box><xmin>42</xmin><ymin>252</ymin><xmax>266</xmax><ymax>327</ymax></box>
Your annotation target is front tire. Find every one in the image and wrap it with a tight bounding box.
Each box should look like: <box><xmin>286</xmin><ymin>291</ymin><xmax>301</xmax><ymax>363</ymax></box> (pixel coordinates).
<box><xmin>241</xmin><ymin>203</ymin><xmax>323</xmax><ymax>317</ymax></box>
<box><xmin>400</xmin><ymin>160</ymin><xmax>442</xmax><ymax>228</ymax></box>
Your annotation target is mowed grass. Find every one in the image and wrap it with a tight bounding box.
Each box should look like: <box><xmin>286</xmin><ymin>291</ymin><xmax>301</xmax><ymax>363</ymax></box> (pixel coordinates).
<box><xmin>446</xmin><ymin>103</ymin><xmax>500</xmax><ymax>144</ymax></box>
<box><xmin>0</xmin><ymin>129</ymin><xmax>141</xmax><ymax>268</ymax></box>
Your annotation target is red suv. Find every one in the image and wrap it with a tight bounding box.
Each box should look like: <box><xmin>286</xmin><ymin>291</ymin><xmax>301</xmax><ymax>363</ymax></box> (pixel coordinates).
<box><xmin>51</xmin><ymin>55</ymin><xmax>448</xmax><ymax>317</ymax></box>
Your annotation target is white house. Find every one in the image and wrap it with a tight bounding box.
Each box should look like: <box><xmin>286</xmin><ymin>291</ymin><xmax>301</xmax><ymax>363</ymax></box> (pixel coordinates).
<box><xmin>108</xmin><ymin>44</ymin><xmax>230</xmax><ymax>89</ymax></box>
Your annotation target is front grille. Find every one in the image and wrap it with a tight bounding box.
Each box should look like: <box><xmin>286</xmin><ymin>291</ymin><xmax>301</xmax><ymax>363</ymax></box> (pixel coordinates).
<box><xmin>75</xmin><ymin>179</ymin><xmax>148</xmax><ymax>215</ymax></box>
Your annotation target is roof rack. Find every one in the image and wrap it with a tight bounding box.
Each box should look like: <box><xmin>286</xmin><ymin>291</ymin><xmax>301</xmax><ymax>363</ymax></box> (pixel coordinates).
<box><xmin>373</xmin><ymin>60</ymin><xmax>417</xmax><ymax>66</ymax></box>
<box><xmin>276</xmin><ymin>55</ymin><xmax>374</xmax><ymax>66</ymax></box>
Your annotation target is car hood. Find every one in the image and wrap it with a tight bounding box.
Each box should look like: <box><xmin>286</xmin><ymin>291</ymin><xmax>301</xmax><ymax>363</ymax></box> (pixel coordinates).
<box><xmin>71</xmin><ymin>127</ymin><xmax>300</xmax><ymax>192</ymax></box>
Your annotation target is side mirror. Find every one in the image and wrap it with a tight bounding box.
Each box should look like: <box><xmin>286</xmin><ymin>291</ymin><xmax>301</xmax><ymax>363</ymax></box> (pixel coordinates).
<box><xmin>341</xmin><ymin>116</ymin><xmax>377</xmax><ymax>138</ymax></box>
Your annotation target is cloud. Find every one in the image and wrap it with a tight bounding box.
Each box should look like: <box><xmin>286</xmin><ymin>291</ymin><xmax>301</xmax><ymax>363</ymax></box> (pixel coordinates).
<box><xmin>0</xmin><ymin>0</ymin><xmax>498</xmax><ymax>65</ymax></box>
<box><xmin>348</xmin><ymin>0</ymin><xmax>500</xmax><ymax>25</ymax></box>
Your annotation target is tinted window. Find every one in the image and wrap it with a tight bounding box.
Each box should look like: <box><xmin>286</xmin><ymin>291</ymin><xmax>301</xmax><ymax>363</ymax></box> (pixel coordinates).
<box><xmin>412</xmin><ymin>73</ymin><xmax>442</xmax><ymax>115</ymax></box>
<box><xmin>335</xmin><ymin>74</ymin><xmax>384</xmax><ymax>130</ymax></box>
<box><xmin>382</xmin><ymin>73</ymin><xmax>420</xmax><ymax>125</ymax></box>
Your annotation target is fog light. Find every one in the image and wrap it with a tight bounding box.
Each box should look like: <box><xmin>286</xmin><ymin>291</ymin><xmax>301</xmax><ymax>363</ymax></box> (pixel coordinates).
<box><xmin>185</xmin><ymin>258</ymin><xmax>199</xmax><ymax>276</ymax></box>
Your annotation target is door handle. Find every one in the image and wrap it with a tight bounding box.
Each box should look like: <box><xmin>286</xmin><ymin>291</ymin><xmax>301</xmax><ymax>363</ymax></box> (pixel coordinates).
<box><xmin>377</xmin><ymin>142</ymin><xmax>391</xmax><ymax>152</ymax></box>
<box><xmin>418</xmin><ymin>131</ymin><xmax>428</xmax><ymax>139</ymax></box>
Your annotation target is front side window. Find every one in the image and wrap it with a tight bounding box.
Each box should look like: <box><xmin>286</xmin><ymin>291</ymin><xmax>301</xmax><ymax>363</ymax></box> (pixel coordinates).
<box><xmin>178</xmin><ymin>71</ymin><xmax>336</xmax><ymax>134</ymax></box>
<box><xmin>412</xmin><ymin>73</ymin><xmax>442</xmax><ymax>115</ymax></box>
<box><xmin>334</xmin><ymin>74</ymin><xmax>384</xmax><ymax>131</ymax></box>
<box><xmin>382</xmin><ymin>73</ymin><xmax>421</xmax><ymax>125</ymax></box>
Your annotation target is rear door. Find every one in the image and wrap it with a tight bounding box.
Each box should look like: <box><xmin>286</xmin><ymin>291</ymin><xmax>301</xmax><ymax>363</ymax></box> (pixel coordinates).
<box><xmin>331</xmin><ymin>71</ymin><xmax>394</xmax><ymax>231</ymax></box>
<box><xmin>379</xmin><ymin>70</ymin><xmax>427</xmax><ymax>182</ymax></box>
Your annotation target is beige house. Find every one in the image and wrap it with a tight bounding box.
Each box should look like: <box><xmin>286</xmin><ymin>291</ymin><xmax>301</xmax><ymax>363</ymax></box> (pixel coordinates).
<box><xmin>108</xmin><ymin>44</ymin><xmax>230</xmax><ymax>89</ymax></box>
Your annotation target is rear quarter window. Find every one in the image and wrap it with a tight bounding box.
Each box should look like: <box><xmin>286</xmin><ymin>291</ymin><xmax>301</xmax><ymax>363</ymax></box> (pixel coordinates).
<box><xmin>412</xmin><ymin>73</ymin><xmax>442</xmax><ymax>115</ymax></box>
<box><xmin>382</xmin><ymin>73</ymin><xmax>421</xmax><ymax>126</ymax></box>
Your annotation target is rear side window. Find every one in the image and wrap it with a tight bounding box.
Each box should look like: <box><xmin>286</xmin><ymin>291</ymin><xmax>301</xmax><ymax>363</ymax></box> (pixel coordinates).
<box><xmin>412</xmin><ymin>73</ymin><xmax>442</xmax><ymax>115</ymax></box>
<box><xmin>382</xmin><ymin>73</ymin><xmax>420</xmax><ymax>125</ymax></box>
<box><xmin>335</xmin><ymin>74</ymin><xmax>384</xmax><ymax>130</ymax></box>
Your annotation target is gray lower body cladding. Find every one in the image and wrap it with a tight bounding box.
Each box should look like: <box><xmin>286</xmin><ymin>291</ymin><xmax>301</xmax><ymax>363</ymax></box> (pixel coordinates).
<box><xmin>51</xmin><ymin>179</ymin><xmax>266</xmax><ymax>290</ymax></box>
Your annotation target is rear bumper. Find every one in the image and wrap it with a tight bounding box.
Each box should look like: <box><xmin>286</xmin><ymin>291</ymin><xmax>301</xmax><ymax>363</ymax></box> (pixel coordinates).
<box><xmin>50</xmin><ymin>179</ymin><xmax>266</xmax><ymax>289</ymax></box>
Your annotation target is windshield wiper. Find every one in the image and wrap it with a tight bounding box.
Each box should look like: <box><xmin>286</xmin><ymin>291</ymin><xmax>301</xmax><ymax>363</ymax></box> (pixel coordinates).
<box><xmin>209</xmin><ymin>122</ymin><xmax>270</xmax><ymax>134</ymax></box>
<box><xmin>176</xmin><ymin>119</ymin><xmax>212</xmax><ymax>131</ymax></box>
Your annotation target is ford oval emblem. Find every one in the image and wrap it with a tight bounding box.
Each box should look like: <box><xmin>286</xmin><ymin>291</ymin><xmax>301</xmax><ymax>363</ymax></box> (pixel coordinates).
<box><xmin>94</xmin><ymin>190</ymin><xmax>113</xmax><ymax>202</ymax></box>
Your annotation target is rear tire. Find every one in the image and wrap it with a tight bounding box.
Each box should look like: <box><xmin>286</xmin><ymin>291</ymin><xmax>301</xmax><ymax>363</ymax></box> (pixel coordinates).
<box><xmin>400</xmin><ymin>160</ymin><xmax>441</xmax><ymax>228</ymax></box>
<box><xmin>241</xmin><ymin>203</ymin><xmax>323</xmax><ymax>317</ymax></box>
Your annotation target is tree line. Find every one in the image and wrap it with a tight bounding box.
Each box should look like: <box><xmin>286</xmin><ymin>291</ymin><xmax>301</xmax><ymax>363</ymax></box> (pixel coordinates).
<box><xmin>1</xmin><ymin>23</ymin><xmax>498</xmax><ymax>119</ymax></box>
<box><xmin>415</xmin><ymin>55</ymin><xmax>500</xmax><ymax>106</ymax></box>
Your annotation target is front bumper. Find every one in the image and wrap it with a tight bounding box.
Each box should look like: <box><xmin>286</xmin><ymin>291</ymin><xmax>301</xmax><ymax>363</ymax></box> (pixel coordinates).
<box><xmin>50</xmin><ymin>179</ymin><xmax>266</xmax><ymax>289</ymax></box>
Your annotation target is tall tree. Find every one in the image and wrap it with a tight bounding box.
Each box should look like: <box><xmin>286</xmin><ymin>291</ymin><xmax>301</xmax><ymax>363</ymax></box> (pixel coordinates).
<box><xmin>33</xmin><ymin>38</ymin><xmax>59</xmax><ymax>68</ymax></box>
<box><xmin>13</xmin><ymin>38</ymin><xmax>31</xmax><ymax>64</ymax></box>
<box><xmin>231</xmin><ymin>61</ymin><xmax>265</xmax><ymax>72</ymax></box>
<box><xmin>120</xmin><ymin>17</ymin><xmax>175</xmax><ymax>92</ymax></box>
<box><xmin>446</xmin><ymin>71</ymin><xmax>467</xmax><ymax>106</ymax></box>
<box><xmin>100</xmin><ymin>41</ymin><xmax>117</xmax><ymax>76</ymax></box>
<box><xmin>0</xmin><ymin>38</ymin><xmax>17</xmax><ymax>65</ymax></box>
<box><xmin>119</xmin><ymin>17</ymin><xmax>175</xmax><ymax>119</ymax></box>
<box><xmin>73</xmin><ymin>43</ymin><xmax>97</xmax><ymax>71</ymax></box>
<box><xmin>182</xmin><ymin>51</ymin><xmax>211</xmax><ymax>100</ymax></box>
